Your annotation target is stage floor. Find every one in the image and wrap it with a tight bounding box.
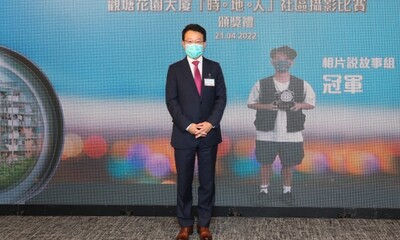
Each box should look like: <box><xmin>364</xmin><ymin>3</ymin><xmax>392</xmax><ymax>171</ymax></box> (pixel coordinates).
<box><xmin>0</xmin><ymin>215</ymin><xmax>399</xmax><ymax>240</ymax></box>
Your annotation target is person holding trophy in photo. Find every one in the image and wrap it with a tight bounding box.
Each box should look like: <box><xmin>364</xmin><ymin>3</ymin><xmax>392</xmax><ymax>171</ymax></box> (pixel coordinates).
<box><xmin>247</xmin><ymin>46</ymin><xmax>316</xmax><ymax>204</ymax></box>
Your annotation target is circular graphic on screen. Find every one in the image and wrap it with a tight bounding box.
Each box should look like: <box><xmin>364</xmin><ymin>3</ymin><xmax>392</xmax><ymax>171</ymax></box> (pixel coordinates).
<box><xmin>0</xmin><ymin>46</ymin><xmax>63</xmax><ymax>204</ymax></box>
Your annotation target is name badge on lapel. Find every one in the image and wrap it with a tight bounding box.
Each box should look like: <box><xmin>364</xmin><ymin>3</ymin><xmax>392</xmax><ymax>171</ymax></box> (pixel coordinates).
<box><xmin>204</xmin><ymin>78</ymin><xmax>215</xmax><ymax>87</ymax></box>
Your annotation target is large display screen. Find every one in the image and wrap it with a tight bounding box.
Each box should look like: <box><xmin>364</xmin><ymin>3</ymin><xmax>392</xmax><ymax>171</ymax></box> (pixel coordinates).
<box><xmin>0</xmin><ymin>1</ymin><xmax>399</xmax><ymax>209</ymax></box>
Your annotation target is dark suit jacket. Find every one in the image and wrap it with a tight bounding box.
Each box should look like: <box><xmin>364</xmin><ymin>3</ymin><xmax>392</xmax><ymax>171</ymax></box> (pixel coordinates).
<box><xmin>166</xmin><ymin>57</ymin><xmax>227</xmax><ymax>149</ymax></box>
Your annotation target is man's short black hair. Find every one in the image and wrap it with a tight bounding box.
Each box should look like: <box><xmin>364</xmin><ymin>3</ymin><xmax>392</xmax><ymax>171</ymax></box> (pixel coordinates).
<box><xmin>270</xmin><ymin>46</ymin><xmax>297</xmax><ymax>60</ymax></box>
<box><xmin>182</xmin><ymin>24</ymin><xmax>207</xmax><ymax>42</ymax></box>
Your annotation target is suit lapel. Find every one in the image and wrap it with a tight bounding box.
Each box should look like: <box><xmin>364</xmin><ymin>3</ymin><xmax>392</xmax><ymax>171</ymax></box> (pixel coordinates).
<box><xmin>202</xmin><ymin>57</ymin><xmax>211</xmax><ymax>80</ymax></box>
<box><xmin>180</xmin><ymin>58</ymin><xmax>193</xmax><ymax>82</ymax></box>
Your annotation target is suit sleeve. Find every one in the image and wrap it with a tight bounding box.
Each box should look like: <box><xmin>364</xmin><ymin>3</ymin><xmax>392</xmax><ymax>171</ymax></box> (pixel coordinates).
<box><xmin>165</xmin><ymin>65</ymin><xmax>192</xmax><ymax>131</ymax></box>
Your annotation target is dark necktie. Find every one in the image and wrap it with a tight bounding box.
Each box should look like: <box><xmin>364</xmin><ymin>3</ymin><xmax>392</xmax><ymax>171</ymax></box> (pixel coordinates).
<box><xmin>192</xmin><ymin>60</ymin><xmax>202</xmax><ymax>95</ymax></box>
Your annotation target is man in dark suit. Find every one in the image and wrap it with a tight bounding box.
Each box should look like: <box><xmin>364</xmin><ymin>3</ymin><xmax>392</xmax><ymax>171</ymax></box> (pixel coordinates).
<box><xmin>166</xmin><ymin>24</ymin><xmax>227</xmax><ymax>240</ymax></box>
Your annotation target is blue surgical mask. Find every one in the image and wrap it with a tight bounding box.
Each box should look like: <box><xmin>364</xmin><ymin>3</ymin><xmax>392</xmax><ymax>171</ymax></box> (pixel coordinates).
<box><xmin>185</xmin><ymin>44</ymin><xmax>203</xmax><ymax>59</ymax></box>
<box><xmin>273</xmin><ymin>60</ymin><xmax>291</xmax><ymax>73</ymax></box>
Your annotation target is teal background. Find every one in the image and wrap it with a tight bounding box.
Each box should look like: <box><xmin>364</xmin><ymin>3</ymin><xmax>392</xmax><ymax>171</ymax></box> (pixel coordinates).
<box><xmin>0</xmin><ymin>1</ymin><xmax>398</xmax><ymax>107</ymax></box>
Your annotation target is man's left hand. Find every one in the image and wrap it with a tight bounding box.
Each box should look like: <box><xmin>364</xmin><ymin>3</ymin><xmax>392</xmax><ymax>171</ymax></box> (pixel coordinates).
<box><xmin>195</xmin><ymin>121</ymin><xmax>213</xmax><ymax>138</ymax></box>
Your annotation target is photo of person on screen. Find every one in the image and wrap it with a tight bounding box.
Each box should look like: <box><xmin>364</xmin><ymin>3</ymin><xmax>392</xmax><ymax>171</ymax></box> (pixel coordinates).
<box><xmin>166</xmin><ymin>24</ymin><xmax>227</xmax><ymax>240</ymax></box>
<box><xmin>247</xmin><ymin>45</ymin><xmax>316</xmax><ymax>205</ymax></box>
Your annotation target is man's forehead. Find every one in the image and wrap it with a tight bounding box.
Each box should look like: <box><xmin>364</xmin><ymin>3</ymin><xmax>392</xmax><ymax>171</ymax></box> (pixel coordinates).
<box><xmin>184</xmin><ymin>31</ymin><xmax>204</xmax><ymax>39</ymax></box>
